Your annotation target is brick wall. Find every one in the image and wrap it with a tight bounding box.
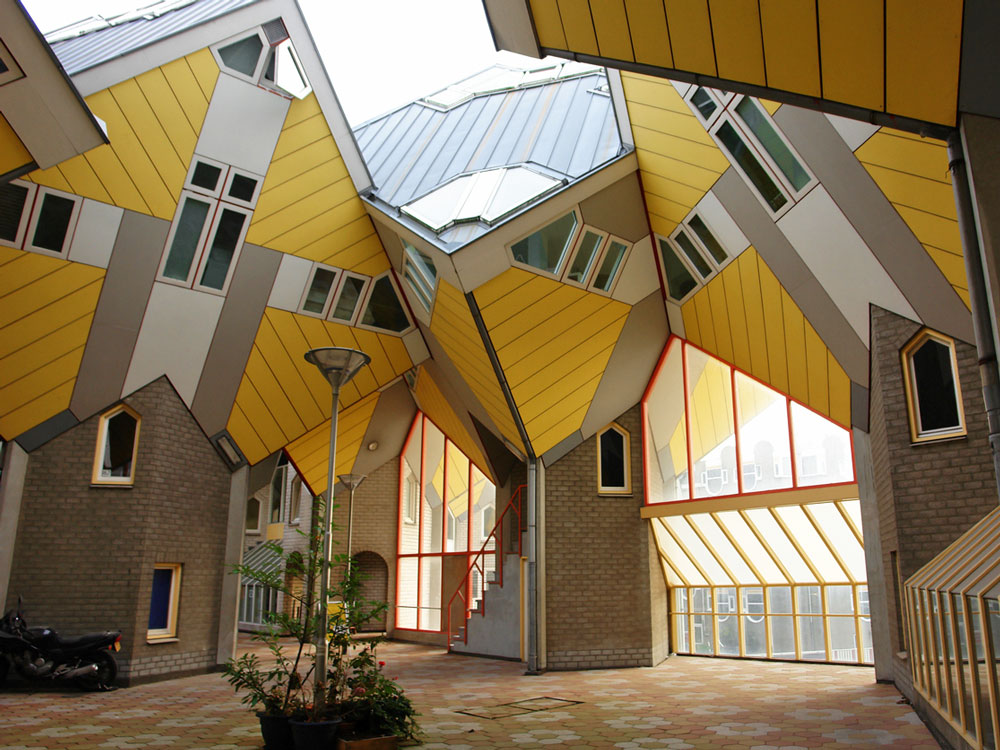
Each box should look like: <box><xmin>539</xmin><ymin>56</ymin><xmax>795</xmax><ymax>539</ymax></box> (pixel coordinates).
<box><xmin>869</xmin><ymin>306</ymin><xmax>997</xmax><ymax>660</ymax></box>
<box><xmin>7</xmin><ymin>377</ymin><xmax>231</xmax><ymax>683</ymax></box>
<box><xmin>544</xmin><ymin>404</ymin><xmax>663</xmax><ymax>669</ymax></box>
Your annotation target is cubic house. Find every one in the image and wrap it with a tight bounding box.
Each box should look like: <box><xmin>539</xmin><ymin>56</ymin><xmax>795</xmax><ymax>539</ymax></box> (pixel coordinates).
<box><xmin>0</xmin><ymin>1</ymin><xmax>998</xmax><ymax>749</ymax></box>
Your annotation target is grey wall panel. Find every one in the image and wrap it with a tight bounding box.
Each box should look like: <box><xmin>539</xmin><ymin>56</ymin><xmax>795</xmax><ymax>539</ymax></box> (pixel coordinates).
<box><xmin>712</xmin><ymin>170</ymin><xmax>869</xmax><ymax>386</ymax></box>
<box><xmin>352</xmin><ymin>380</ymin><xmax>417</xmax><ymax>477</ymax></box>
<box><xmin>14</xmin><ymin>410</ymin><xmax>79</xmax><ymax>452</ymax></box>
<box><xmin>851</xmin><ymin>382</ymin><xmax>870</xmax><ymax>432</ymax></box>
<box><xmin>579</xmin><ymin>172</ymin><xmax>650</xmax><ymax>243</ymax></box>
<box><xmin>579</xmin><ymin>291</ymin><xmax>667</xmax><ymax>441</ymax></box>
<box><xmin>541</xmin><ymin>430</ymin><xmax>583</xmax><ymax>467</ymax></box>
<box><xmin>959</xmin><ymin>0</ymin><xmax>1000</xmax><ymax>120</ymax></box>
<box><xmin>774</xmin><ymin>106</ymin><xmax>974</xmax><ymax>344</ymax></box>
<box><xmin>69</xmin><ymin>211</ymin><xmax>167</xmax><ymax>421</ymax></box>
<box><xmin>191</xmin><ymin>243</ymin><xmax>281</xmax><ymax>437</ymax></box>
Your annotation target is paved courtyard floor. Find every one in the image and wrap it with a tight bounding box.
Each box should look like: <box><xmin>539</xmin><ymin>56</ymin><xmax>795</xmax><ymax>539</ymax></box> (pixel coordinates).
<box><xmin>0</xmin><ymin>636</ymin><xmax>940</xmax><ymax>749</ymax></box>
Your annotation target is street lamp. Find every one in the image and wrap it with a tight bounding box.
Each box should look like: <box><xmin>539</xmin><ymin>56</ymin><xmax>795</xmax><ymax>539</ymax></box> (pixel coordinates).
<box><xmin>304</xmin><ymin>347</ymin><xmax>369</xmax><ymax>717</ymax></box>
<box><xmin>337</xmin><ymin>473</ymin><xmax>366</xmax><ymax>574</ymax></box>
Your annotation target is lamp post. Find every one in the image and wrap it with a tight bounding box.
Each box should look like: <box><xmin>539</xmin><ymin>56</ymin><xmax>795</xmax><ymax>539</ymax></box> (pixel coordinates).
<box><xmin>304</xmin><ymin>347</ymin><xmax>370</xmax><ymax>717</ymax></box>
<box><xmin>337</xmin><ymin>473</ymin><xmax>366</xmax><ymax>575</ymax></box>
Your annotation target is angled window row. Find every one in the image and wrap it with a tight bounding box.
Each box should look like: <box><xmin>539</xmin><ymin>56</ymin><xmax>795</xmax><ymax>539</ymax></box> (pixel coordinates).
<box><xmin>298</xmin><ymin>262</ymin><xmax>413</xmax><ymax>335</ymax></box>
<box><xmin>0</xmin><ymin>180</ymin><xmax>82</xmax><ymax>258</ymax></box>
<box><xmin>212</xmin><ymin>21</ymin><xmax>311</xmax><ymax>99</ymax></box>
<box><xmin>685</xmin><ymin>87</ymin><xmax>815</xmax><ymax>218</ymax></box>
<box><xmin>656</xmin><ymin>207</ymin><xmax>736</xmax><ymax>303</ymax></box>
<box><xmin>402</xmin><ymin>241</ymin><xmax>438</xmax><ymax>313</ymax></box>
<box><xmin>509</xmin><ymin>208</ymin><xmax>631</xmax><ymax>295</ymax></box>
<box><xmin>158</xmin><ymin>156</ymin><xmax>263</xmax><ymax>295</ymax></box>
<box><xmin>901</xmin><ymin>329</ymin><xmax>966</xmax><ymax>443</ymax></box>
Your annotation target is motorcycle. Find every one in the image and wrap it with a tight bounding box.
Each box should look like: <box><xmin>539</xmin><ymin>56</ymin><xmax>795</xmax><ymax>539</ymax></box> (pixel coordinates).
<box><xmin>0</xmin><ymin>597</ymin><xmax>122</xmax><ymax>691</ymax></box>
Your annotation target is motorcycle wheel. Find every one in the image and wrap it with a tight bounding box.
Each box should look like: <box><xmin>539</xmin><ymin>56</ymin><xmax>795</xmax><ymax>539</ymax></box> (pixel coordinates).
<box><xmin>75</xmin><ymin>650</ymin><xmax>118</xmax><ymax>691</ymax></box>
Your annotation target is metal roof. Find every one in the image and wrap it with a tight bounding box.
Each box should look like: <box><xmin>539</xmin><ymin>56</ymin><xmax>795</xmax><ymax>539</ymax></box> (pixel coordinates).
<box><xmin>354</xmin><ymin>64</ymin><xmax>625</xmax><ymax>245</ymax></box>
<box><xmin>48</xmin><ymin>0</ymin><xmax>259</xmax><ymax>76</ymax></box>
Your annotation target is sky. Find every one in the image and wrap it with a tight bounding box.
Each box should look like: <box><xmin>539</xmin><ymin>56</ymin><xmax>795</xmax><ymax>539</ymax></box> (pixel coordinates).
<box><xmin>20</xmin><ymin>0</ymin><xmax>544</xmax><ymax>125</ymax></box>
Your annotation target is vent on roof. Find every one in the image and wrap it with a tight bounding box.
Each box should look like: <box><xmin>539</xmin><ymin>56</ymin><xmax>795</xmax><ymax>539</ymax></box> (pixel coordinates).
<box><xmin>262</xmin><ymin>18</ymin><xmax>288</xmax><ymax>45</ymax></box>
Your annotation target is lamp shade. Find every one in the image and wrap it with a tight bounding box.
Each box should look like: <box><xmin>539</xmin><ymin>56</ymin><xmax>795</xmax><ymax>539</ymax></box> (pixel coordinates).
<box><xmin>338</xmin><ymin>473</ymin><xmax>367</xmax><ymax>491</ymax></box>
<box><xmin>304</xmin><ymin>347</ymin><xmax>371</xmax><ymax>389</ymax></box>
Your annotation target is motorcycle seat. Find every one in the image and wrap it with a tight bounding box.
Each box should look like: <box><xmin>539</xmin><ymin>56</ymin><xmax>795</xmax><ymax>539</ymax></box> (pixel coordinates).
<box><xmin>27</xmin><ymin>629</ymin><xmax>116</xmax><ymax>650</ymax></box>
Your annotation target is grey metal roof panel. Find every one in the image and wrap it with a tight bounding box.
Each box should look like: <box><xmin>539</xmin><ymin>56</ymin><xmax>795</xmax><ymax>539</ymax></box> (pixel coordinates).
<box><xmin>356</xmin><ymin>68</ymin><xmax>623</xmax><ymax>213</ymax></box>
<box><xmin>49</xmin><ymin>0</ymin><xmax>259</xmax><ymax>76</ymax></box>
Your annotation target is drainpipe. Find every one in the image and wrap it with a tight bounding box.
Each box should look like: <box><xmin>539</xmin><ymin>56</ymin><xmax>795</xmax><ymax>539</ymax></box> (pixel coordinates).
<box><xmin>526</xmin><ymin>456</ymin><xmax>539</xmax><ymax>674</ymax></box>
<box><xmin>947</xmin><ymin>130</ymin><xmax>1000</xmax><ymax>495</ymax></box>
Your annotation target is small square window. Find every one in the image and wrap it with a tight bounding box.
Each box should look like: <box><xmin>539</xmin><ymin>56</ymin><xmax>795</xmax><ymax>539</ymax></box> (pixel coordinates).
<box><xmin>330</xmin><ymin>273</ymin><xmax>369</xmax><ymax>324</ymax></box>
<box><xmin>148</xmin><ymin>564</ymin><xmax>181</xmax><ymax>641</ymax></box>
<box><xmin>24</xmin><ymin>188</ymin><xmax>82</xmax><ymax>257</ymax></box>
<box><xmin>190</xmin><ymin>161</ymin><xmax>224</xmax><ymax>194</ymax></box>
<box><xmin>223</xmin><ymin>169</ymin><xmax>263</xmax><ymax>208</ymax></box>
<box><xmin>299</xmin><ymin>264</ymin><xmax>340</xmax><ymax>317</ymax></box>
<box><xmin>92</xmin><ymin>404</ymin><xmax>140</xmax><ymax>486</ymax></box>
<box><xmin>0</xmin><ymin>179</ymin><xmax>37</xmax><ymax>249</ymax></box>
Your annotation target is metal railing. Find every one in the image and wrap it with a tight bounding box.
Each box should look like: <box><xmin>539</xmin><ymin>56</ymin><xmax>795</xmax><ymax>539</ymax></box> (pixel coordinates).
<box><xmin>446</xmin><ymin>484</ymin><xmax>526</xmax><ymax>650</ymax></box>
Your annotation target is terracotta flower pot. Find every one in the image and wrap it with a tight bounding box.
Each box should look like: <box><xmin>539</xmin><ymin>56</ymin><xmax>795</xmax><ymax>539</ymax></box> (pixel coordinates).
<box><xmin>290</xmin><ymin>717</ymin><xmax>342</xmax><ymax>750</ymax></box>
<box><xmin>257</xmin><ymin>712</ymin><xmax>294</xmax><ymax>750</ymax></box>
<box><xmin>336</xmin><ymin>735</ymin><xmax>398</xmax><ymax>750</ymax></box>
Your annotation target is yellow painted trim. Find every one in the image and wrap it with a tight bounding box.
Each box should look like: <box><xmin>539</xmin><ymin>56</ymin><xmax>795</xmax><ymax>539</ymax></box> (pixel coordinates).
<box><xmin>146</xmin><ymin>563</ymin><xmax>182</xmax><ymax>641</ymax></box>
<box><xmin>900</xmin><ymin>328</ymin><xmax>967</xmax><ymax>443</ymax></box>
<box><xmin>91</xmin><ymin>403</ymin><xmax>141</xmax><ymax>486</ymax></box>
<box><xmin>596</xmin><ymin>421</ymin><xmax>631</xmax><ymax>495</ymax></box>
<box><xmin>641</xmin><ymin>483</ymin><xmax>860</xmax><ymax>518</ymax></box>
<box><xmin>266</xmin><ymin>522</ymin><xmax>285</xmax><ymax>540</ymax></box>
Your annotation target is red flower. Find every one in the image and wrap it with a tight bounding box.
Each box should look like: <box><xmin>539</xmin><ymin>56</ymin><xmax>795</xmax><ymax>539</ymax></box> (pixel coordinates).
<box><xmin>378</xmin><ymin>661</ymin><xmax>386</xmax><ymax>668</ymax></box>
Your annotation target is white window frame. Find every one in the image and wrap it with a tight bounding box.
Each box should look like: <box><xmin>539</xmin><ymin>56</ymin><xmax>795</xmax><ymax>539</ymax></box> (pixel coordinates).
<box><xmin>192</xmin><ymin>202</ymin><xmax>252</xmax><ymax>295</ymax></box>
<box><xmin>588</xmin><ymin>234</ymin><xmax>631</xmax><ymax>296</ymax></box>
<box><xmin>297</xmin><ymin>263</ymin><xmax>341</xmax><ymax>318</ymax></box>
<box><xmin>91</xmin><ymin>403</ymin><xmax>141</xmax><ymax>486</ymax></box>
<box><xmin>328</xmin><ymin>271</ymin><xmax>370</xmax><ymax>325</ymax></box>
<box><xmin>22</xmin><ymin>186</ymin><xmax>83</xmax><ymax>258</ymax></box>
<box><xmin>356</xmin><ymin>270</ymin><xmax>414</xmax><ymax>336</ymax></box>
<box><xmin>654</xmin><ymin>233</ymin><xmax>701</xmax><ymax>304</ymax></box>
<box><xmin>560</xmin><ymin>225</ymin><xmax>607</xmax><ymax>288</ymax></box>
<box><xmin>402</xmin><ymin>240</ymin><xmax>438</xmax><ymax>313</ymax></box>
<box><xmin>901</xmin><ymin>329</ymin><xmax>967</xmax><ymax>443</ymax></box>
<box><xmin>597</xmin><ymin>422</ymin><xmax>631</xmax><ymax>495</ymax></box>
<box><xmin>184</xmin><ymin>155</ymin><xmax>227</xmax><ymax>199</ymax></box>
<box><xmin>655</xmin><ymin>209</ymin><xmax>736</xmax><ymax>304</ymax></box>
<box><xmin>507</xmin><ymin>207</ymin><xmax>582</xmax><ymax>281</ymax></box>
<box><xmin>0</xmin><ymin>38</ymin><xmax>23</xmax><ymax>86</ymax></box>
<box><xmin>222</xmin><ymin>167</ymin><xmax>264</xmax><ymax>209</ymax></box>
<box><xmin>0</xmin><ymin>179</ymin><xmax>37</xmax><ymax>250</ymax></box>
<box><xmin>265</xmin><ymin>39</ymin><xmax>313</xmax><ymax>100</ymax></box>
<box><xmin>147</xmin><ymin>563</ymin><xmax>181</xmax><ymax>642</ymax></box>
<box><xmin>211</xmin><ymin>28</ymin><xmax>270</xmax><ymax>84</ymax></box>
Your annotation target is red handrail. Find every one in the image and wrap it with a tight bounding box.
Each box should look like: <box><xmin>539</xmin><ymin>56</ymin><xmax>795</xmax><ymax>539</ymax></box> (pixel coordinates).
<box><xmin>446</xmin><ymin>484</ymin><xmax>526</xmax><ymax>650</ymax></box>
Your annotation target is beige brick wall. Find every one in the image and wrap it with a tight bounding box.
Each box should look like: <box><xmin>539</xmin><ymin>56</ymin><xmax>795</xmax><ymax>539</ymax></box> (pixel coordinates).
<box><xmin>7</xmin><ymin>377</ymin><xmax>231</xmax><ymax>683</ymax></box>
<box><xmin>544</xmin><ymin>404</ymin><xmax>665</xmax><ymax>669</ymax></box>
<box><xmin>869</xmin><ymin>306</ymin><xmax>997</xmax><ymax>659</ymax></box>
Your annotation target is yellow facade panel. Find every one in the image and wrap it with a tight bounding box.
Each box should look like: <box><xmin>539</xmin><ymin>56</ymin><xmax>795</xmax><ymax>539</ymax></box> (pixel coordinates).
<box><xmin>226</xmin><ymin>403</ymin><xmax>267</xmax><ymax>465</ymax></box>
<box><xmin>692</xmin><ymin>289</ymin><xmax>715</xmax><ymax>354</ymax></box>
<box><xmin>0</xmin><ymin>314</ymin><xmax>93</xmax><ymax>390</ymax></box>
<box><xmin>860</xmin><ymin>164</ymin><xmax>956</xmax><ymax>220</ymax></box>
<box><xmin>590</xmin><ymin>0</ymin><xmax>635</xmax><ymax>61</ymax></box>
<box><xmin>254</xmin><ymin>197</ymin><xmax>370</xmax><ymax>256</ymax></box>
<box><xmin>0</xmin><ymin>346</ymin><xmax>84</xmax><ymax>422</ymax></box>
<box><xmin>478</xmin><ymin>270</ymin><xmax>559</xmax><ymax>318</ymax></box>
<box><xmin>635</xmin><ymin>148</ymin><xmax>728</xmax><ymax>191</ymax></box>
<box><xmin>0</xmin><ymin>377</ymin><xmax>75</xmax><ymax>440</ymax></box>
<box><xmin>0</xmin><ymin>263</ymin><xmax>104</xmax><ymax>330</ymax></box>
<box><xmin>628</xmin><ymin>101</ymin><xmax>718</xmax><ymax>145</ymax></box>
<box><xmin>642</xmin><ymin>192</ymin><xmax>692</xmax><ymax>229</ymax></box>
<box><xmin>519</xmin><ymin>355</ymin><xmax>606</xmax><ymax>426</ymax></box>
<box><xmin>757</xmin><ymin>259</ymin><xmax>788</xmax><ymax>395</ymax></box>
<box><xmin>135</xmin><ymin>67</ymin><xmax>199</xmax><ymax>161</ymax></box>
<box><xmin>413</xmin><ymin>369</ymin><xmax>489</xmax><ymax>476</ymax></box>
<box><xmin>185</xmin><ymin>47</ymin><xmax>220</xmax><ymax>102</ymax></box>
<box><xmin>621</xmin><ymin>72</ymin><xmax>693</xmax><ymax>114</ymax></box>
<box><xmin>350</xmin><ymin>327</ymin><xmax>394</xmax><ymax>384</ymax></box>
<box><xmin>110</xmin><ymin>78</ymin><xmax>187</xmax><ymax>196</ymax></box>
<box><xmin>271</xmin><ymin>113</ymin><xmax>336</xmax><ymax>162</ymax></box>
<box><xmin>264</xmin><ymin>309</ymin><xmax>334</xmax><ymax>422</ymax></box>
<box><xmin>738</xmin><ymin>250</ymin><xmax>769</xmax><ymax>383</ymax></box>
<box><xmin>855</xmin><ymin>130</ymin><xmax>953</xmax><ymax>185</ymax></box>
<box><xmin>780</xmin><ymin>288</ymin><xmax>808</xmax><ymax>405</ymax></box>
<box><xmin>680</xmin><ymin>298</ymin><xmax>700</xmax><ymax>342</ymax></box>
<box><xmin>636</xmin><ymin>159</ymin><xmax>718</xmax><ymax>204</ymax></box>
<box><xmin>474</xmin><ymin>267</ymin><xmax>537</xmax><ymax>309</ymax></box>
<box><xmin>27</xmin><ymin>165</ymin><xmax>72</xmax><ymax>193</ymax></box>
<box><xmin>556</xmin><ymin>0</ymin><xmax>599</xmax><ymax>56</ymax></box>
<box><xmin>706</xmin><ymin>275</ymin><xmax>734</xmax><ymax>365</ymax></box>
<box><xmin>159</xmin><ymin>56</ymin><xmax>211</xmax><ymax>132</ymax></box>
<box><xmin>485</xmin><ymin>283</ymin><xmax>581</xmax><ymax>350</ymax></box>
<box><xmin>894</xmin><ymin>205</ymin><xmax>961</xmax><ymax>256</ymax></box>
<box><xmin>341</xmin><ymin>242</ymin><xmax>391</xmax><ymax>277</ymax></box>
<box><xmin>262</xmin><ymin>137</ymin><xmax>342</xmax><ymax>193</ymax></box>
<box><xmin>708</xmin><ymin>0</ymin><xmax>765</xmax><ymax>86</ymax></box>
<box><xmin>531</xmin><ymin>397</ymin><xmax>593</xmax><ymax>456</ymax></box>
<box><xmin>804</xmin><ymin>322</ymin><xmax>829</xmax><ymax>416</ymax></box>
<box><xmin>245</xmin><ymin>346</ymin><xmax>306</xmax><ymax>440</ymax></box>
<box><xmin>0</xmin><ymin>251</ymin><xmax>64</xmax><ymax>298</ymax></box>
<box><xmin>885</xmin><ymin>0</ymin><xmax>962</xmax><ymax>126</ymax></box>
<box><xmin>721</xmin><ymin>262</ymin><xmax>751</xmax><ymax>373</ymax></box>
<box><xmin>0</xmin><ymin>113</ymin><xmax>31</xmax><ymax>176</ymax></box>
<box><xmin>759</xmin><ymin>0</ymin><xmax>821</xmax><ymax>97</ymax></box>
<box><xmin>828</xmin><ymin>352</ymin><xmax>851</xmax><ymax>428</ymax></box>
<box><xmin>0</xmin><ymin>279</ymin><xmax>102</xmax><ymax>359</ymax></box>
<box><xmin>234</xmin><ymin>375</ymin><xmax>288</xmax><ymax>452</ymax></box>
<box><xmin>296</xmin><ymin>214</ymin><xmax>372</xmax><ymax>261</ymax></box>
<box><xmin>82</xmin><ymin>146</ymin><xmax>149</xmax><ymax>215</ymax></box>
<box><xmin>662</xmin><ymin>0</ymin><xmax>717</xmax><ymax>75</ymax></box>
<box><xmin>249</xmin><ymin>178</ymin><xmax>361</xmax><ymax>244</ymax></box>
<box><xmin>624</xmin><ymin>0</ymin><xmax>673</xmax><ymax>68</ymax></box>
<box><xmin>924</xmin><ymin>245</ymin><xmax>969</xmax><ymax>297</ymax></box>
<box><xmin>253</xmin><ymin>313</ymin><xmax>323</xmax><ymax>426</ymax></box>
<box><xmin>378</xmin><ymin>331</ymin><xmax>413</xmax><ymax>376</ymax></box>
<box><xmin>57</xmin><ymin>156</ymin><xmax>114</xmax><ymax>205</ymax></box>
<box><xmin>530</xmin><ymin>0</ymin><xmax>569</xmax><ymax>49</ymax></box>
<box><xmin>817</xmin><ymin>0</ymin><xmax>884</xmax><ymax>113</ymax></box>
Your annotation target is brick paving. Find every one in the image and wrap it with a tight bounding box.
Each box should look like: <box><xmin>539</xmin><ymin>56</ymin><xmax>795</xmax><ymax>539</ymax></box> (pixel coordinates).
<box><xmin>0</xmin><ymin>635</ymin><xmax>940</xmax><ymax>749</ymax></box>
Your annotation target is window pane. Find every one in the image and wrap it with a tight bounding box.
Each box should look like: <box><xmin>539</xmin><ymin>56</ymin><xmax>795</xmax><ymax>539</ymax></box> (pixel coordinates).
<box><xmin>32</xmin><ymin>194</ymin><xmax>75</xmax><ymax>252</ymax></box>
<box><xmin>361</xmin><ymin>276</ymin><xmax>410</xmax><ymax>332</ymax></box>
<box><xmin>735</xmin><ymin>98</ymin><xmax>811</xmax><ymax>191</ymax></box>
<box><xmin>101</xmin><ymin>411</ymin><xmax>137</xmax><ymax>478</ymax></box>
<box><xmin>148</xmin><ymin>568</ymin><xmax>173</xmax><ymax>630</ymax></box>
<box><xmin>717</xmin><ymin>120</ymin><xmax>788</xmax><ymax>212</ymax></box>
<box><xmin>798</xmin><ymin>616</ymin><xmax>826</xmax><ymax>660</ymax></box>
<box><xmin>567</xmin><ymin>230</ymin><xmax>603</xmax><ymax>283</ymax></box>
<box><xmin>164</xmin><ymin>198</ymin><xmax>211</xmax><ymax>281</ymax></box>
<box><xmin>218</xmin><ymin>35</ymin><xmax>263</xmax><ymax>76</ymax></box>
<box><xmin>332</xmin><ymin>276</ymin><xmax>366</xmax><ymax>321</ymax></box>
<box><xmin>735</xmin><ymin>371</ymin><xmax>793</xmax><ymax>492</ymax></box>
<box><xmin>789</xmin><ymin>401</ymin><xmax>854</xmax><ymax>486</ymax></box>
<box><xmin>644</xmin><ymin>341</ymin><xmax>688</xmax><ymax>502</ymax></box>
<box><xmin>600</xmin><ymin>428</ymin><xmax>626</xmax><ymax>489</ymax></box>
<box><xmin>593</xmin><ymin>240</ymin><xmax>627</xmax><ymax>291</ymax></box>
<box><xmin>912</xmin><ymin>338</ymin><xmax>961</xmax><ymax>432</ymax></box>
<box><xmin>688</xmin><ymin>215</ymin><xmax>727</xmax><ymax>265</ymax></box>
<box><xmin>690</xmin><ymin>87</ymin><xmax>717</xmax><ymax>120</ymax></box>
<box><xmin>200</xmin><ymin>208</ymin><xmax>246</xmax><ymax>290</ymax></box>
<box><xmin>419</xmin><ymin>557</ymin><xmax>441</xmax><ymax>630</ymax></box>
<box><xmin>511</xmin><ymin>211</ymin><xmax>577</xmax><ymax>274</ymax></box>
<box><xmin>771</xmin><ymin>615</ymin><xmax>795</xmax><ymax>658</ymax></box>
<box><xmin>422</xmin><ymin>421</ymin><xmax>444</xmax><ymax>554</ymax></box>
<box><xmin>675</xmin><ymin>613</ymin><xmax>690</xmax><ymax>652</ymax></box>
<box><xmin>742</xmin><ymin>587</ymin><xmax>766</xmax><ymax>657</ymax></box>
<box><xmin>674</xmin><ymin>230</ymin><xmax>711</xmax><ymax>277</ymax></box>
<box><xmin>687</xmin><ymin>347</ymin><xmax>738</xmax><ymax>499</ymax></box>
<box><xmin>658</xmin><ymin>238</ymin><xmax>698</xmax><ymax>300</ymax></box>
<box><xmin>303</xmin><ymin>267</ymin><xmax>336</xmax><ymax>314</ymax></box>
<box><xmin>403</xmin><ymin>243</ymin><xmax>437</xmax><ymax>311</ymax></box>
<box><xmin>0</xmin><ymin>182</ymin><xmax>28</xmax><ymax>242</ymax></box>
<box><xmin>717</xmin><ymin>587</ymin><xmax>738</xmax><ymax>655</ymax></box>
<box><xmin>191</xmin><ymin>162</ymin><xmax>222</xmax><ymax>192</ymax></box>
<box><xmin>229</xmin><ymin>174</ymin><xmax>258</xmax><ymax>202</ymax></box>
<box><xmin>245</xmin><ymin>497</ymin><xmax>260</xmax><ymax>530</ymax></box>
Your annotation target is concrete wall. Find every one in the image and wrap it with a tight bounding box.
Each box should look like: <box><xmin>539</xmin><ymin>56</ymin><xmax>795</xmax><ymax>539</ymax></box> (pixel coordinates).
<box><xmin>543</xmin><ymin>403</ymin><xmax>663</xmax><ymax>669</ymax></box>
<box><xmin>6</xmin><ymin>376</ymin><xmax>231</xmax><ymax>683</ymax></box>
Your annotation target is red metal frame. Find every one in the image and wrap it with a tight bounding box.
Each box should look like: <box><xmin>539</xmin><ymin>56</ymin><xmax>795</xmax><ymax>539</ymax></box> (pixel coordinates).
<box><xmin>445</xmin><ymin>484</ymin><xmax>527</xmax><ymax>650</ymax></box>
<box><xmin>641</xmin><ymin>334</ymin><xmax>857</xmax><ymax>508</ymax></box>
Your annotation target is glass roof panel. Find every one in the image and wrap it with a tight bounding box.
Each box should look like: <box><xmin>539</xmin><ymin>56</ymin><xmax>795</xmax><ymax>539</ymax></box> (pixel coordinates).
<box><xmin>688</xmin><ymin>513</ymin><xmax>759</xmax><ymax>585</ymax></box>
<box><xmin>773</xmin><ymin>505</ymin><xmax>848</xmax><ymax>582</ymax></box>
<box><xmin>652</xmin><ymin>518</ymin><xmax>705</xmax><ymax>586</ymax></box>
<box><xmin>714</xmin><ymin>511</ymin><xmax>787</xmax><ymax>584</ymax></box>
<box><xmin>807</xmin><ymin>503</ymin><xmax>866</xmax><ymax>582</ymax></box>
<box><xmin>743</xmin><ymin>508</ymin><xmax>817</xmax><ymax>582</ymax></box>
<box><xmin>841</xmin><ymin>499</ymin><xmax>863</xmax><ymax>535</ymax></box>
<box><xmin>402</xmin><ymin>176</ymin><xmax>472</xmax><ymax>231</ymax></box>
<box><xmin>665</xmin><ymin>516</ymin><xmax>733</xmax><ymax>586</ymax></box>
<box><xmin>481</xmin><ymin>167</ymin><xmax>560</xmax><ymax>223</ymax></box>
<box><xmin>455</xmin><ymin>168</ymin><xmax>504</xmax><ymax>223</ymax></box>
<box><xmin>790</xmin><ymin>401</ymin><xmax>854</xmax><ymax>486</ymax></box>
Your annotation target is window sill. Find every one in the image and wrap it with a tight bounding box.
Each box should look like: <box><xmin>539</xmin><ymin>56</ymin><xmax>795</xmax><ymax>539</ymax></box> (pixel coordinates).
<box><xmin>910</xmin><ymin>432</ymin><xmax>967</xmax><ymax>446</ymax></box>
<box><xmin>90</xmin><ymin>482</ymin><xmax>134</xmax><ymax>489</ymax></box>
<box><xmin>146</xmin><ymin>636</ymin><xmax>179</xmax><ymax>644</ymax></box>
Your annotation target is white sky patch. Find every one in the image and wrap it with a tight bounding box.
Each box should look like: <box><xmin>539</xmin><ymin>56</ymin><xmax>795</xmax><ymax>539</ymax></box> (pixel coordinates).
<box><xmin>20</xmin><ymin>0</ymin><xmax>546</xmax><ymax>125</ymax></box>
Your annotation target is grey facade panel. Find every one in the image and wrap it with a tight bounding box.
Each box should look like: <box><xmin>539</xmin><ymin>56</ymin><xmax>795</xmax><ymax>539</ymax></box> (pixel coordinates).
<box><xmin>69</xmin><ymin>211</ymin><xmax>168</xmax><ymax>422</ymax></box>
<box><xmin>14</xmin><ymin>410</ymin><xmax>79</xmax><ymax>452</ymax></box>
<box><xmin>773</xmin><ymin>105</ymin><xmax>974</xmax><ymax>345</ymax></box>
<box><xmin>190</xmin><ymin>243</ymin><xmax>281</xmax><ymax>437</ymax></box>
<box><xmin>352</xmin><ymin>380</ymin><xmax>417</xmax><ymax>477</ymax></box>
<box><xmin>712</xmin><ymin>169</ymin><xmax>870</xmax><ymax>386</ymax></box>
<box><xmin>851</xmin><ymin>382</ymin><xmax>870</xmax><ymax>433</ymax></box>
<box><xmin>50</xmin><ymin>0</ymin><xmax>258</xmax><ymax>75</ymax></box>
<box><xmin>959</xmin><ymin>0</ymin><xmax>1000</xmax><ymax>120</ymax></box>
<box><xmin>579</xmin><ymin>172</ymin><xmax>650</xmax><ymax>243</ymax></box>
<box><xmin>541</xmin><ymin>430</ymin><xmax>584</xmax><ymax>467</ymax></box>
